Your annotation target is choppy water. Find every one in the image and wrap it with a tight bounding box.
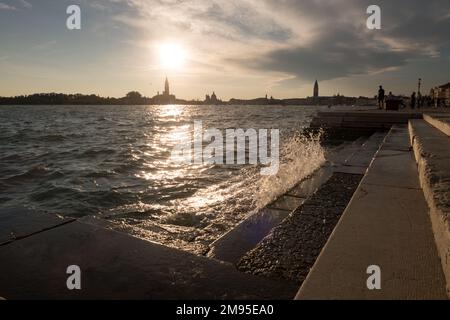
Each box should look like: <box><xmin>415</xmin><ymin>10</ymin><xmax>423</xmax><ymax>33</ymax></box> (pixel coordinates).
<box><xmin>0</xmin><ymin>105</ymin><xmax>327</xmax><ymax>254</ymax></box>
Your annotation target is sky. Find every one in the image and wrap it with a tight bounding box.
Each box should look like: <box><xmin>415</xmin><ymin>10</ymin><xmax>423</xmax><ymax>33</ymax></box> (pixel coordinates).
<box><xmin>0</xmin><ymin>0</ymin><xmax>449</xmax><ymax>99</ymax></box>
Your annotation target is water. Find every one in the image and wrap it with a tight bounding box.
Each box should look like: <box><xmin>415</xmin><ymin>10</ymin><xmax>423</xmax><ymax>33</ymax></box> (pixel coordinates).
<box><xmin>0</xmin><ymin>105</ymin><xmax>327</xmax><ymax>254</ymax></box>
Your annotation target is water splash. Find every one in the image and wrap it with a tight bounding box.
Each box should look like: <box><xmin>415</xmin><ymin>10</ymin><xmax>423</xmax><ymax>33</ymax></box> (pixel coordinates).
<box><xmin>111</xmin><ymin>130</ymin><xmax>325</xmax><ymax>254</ymax></box>
<box><xmin>254</xmin><ymin>130</ymin><xmax>325</xmax><ymax>209</ymax></box>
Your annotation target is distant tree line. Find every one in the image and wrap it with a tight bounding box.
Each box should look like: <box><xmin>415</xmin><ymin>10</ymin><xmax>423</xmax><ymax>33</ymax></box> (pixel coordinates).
<box><xmin>0</xmin><ymin>92</ymin><xmax>158</xmax><ymax>105</ymax></box>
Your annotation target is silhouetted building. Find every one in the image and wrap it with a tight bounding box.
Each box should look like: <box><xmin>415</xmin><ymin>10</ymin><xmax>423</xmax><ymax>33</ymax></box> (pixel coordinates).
<box><xmin>211</xmin><ymin>92</ymin><xmax>218</xmax><ymax>103</ymax></box>
<box><xmin>164</xmin><ymin>77</ymin><xmax>170</xmax><ymax>96</ymax></box>
<box><xmin>314</xmin><ymin>80</ymin><xmax>319</xmax><ymax>98</ymax></box>
<box><xmin>152</xmin><ymin>77</ymin><xmax>176</xmax><ymax>104</ymax></box>
<box><xmin>430</xmin><ymin>82</ymin><xmax>450</xmax><ymax>107</ymax></box>
<box><xmin>203</xmin><ymin>91</ymin><xmax>222</xmax><ymax>105</ymax></box>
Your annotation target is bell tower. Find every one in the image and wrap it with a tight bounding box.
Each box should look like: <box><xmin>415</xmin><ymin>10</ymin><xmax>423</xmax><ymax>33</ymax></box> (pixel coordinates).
<box><xmin>164</xmin><ymin>77</ymin><xmax>170</xmax><ymax>96</ymax></box>
<box><xmin>313</xmin><ymin>80</ymin><xmax>319</xmax><ymax>98</ymax></box>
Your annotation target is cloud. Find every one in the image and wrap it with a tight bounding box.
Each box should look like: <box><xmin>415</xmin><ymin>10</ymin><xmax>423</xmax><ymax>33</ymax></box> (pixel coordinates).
<box><xmin>79</xmin><ymin>0</ymin><xmax>450</xmax><ymax>82</ymax></box>
<box><xmin>233</xmin><ymin>22</ymin><xmax>426</xmax><ymax>82</ymax></box>
<box><xmin>0</xmin><ymin>0</ymin><xmax>32</xmax><ymax>10</ymax></box>
<box><xmin>18</xmin><ymin>0</ymin><xmax>32</xmax><ymax>9</ymax></box>
<box><xmin>228</xmin><ymin>0</ymin><xmax>450</xmax><ymax>81</ymax></box>
<box><xmin>0</xmin><ymin>2</ymin><xmax>16</xmax><ymax>10</ymax></box>
<box><xmin>103</xmin><ymin>0</ymin><xmax>291</xmax><ymax>43</ymax></box>
<box><xmin>191</xmin><ymin>2</ymin><xmax>292</xmax><ymax>42</ymax></box>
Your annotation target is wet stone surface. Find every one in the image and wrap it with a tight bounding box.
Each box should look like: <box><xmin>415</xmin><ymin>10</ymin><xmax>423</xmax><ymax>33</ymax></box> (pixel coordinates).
<box><xmin>237</xmin><ymin>173</ymin><xmax>363</xmax><ymax>284</ymax></box>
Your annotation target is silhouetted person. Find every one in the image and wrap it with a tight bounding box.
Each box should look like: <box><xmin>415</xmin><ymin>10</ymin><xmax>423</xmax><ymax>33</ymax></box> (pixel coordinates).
<box><xmin>378</xmin><ymin>86</ymin><xmax>385</xmax><ymax>110</ymax></box>
<box><xmin>417</xmin><ymin>92</ymin><xmax>422</xmax><ymax>109</ymax></box>
<box><xmin>411</xmin><ymin>92</ymin><xmax>416</xmax><ymax>109</ymax></box>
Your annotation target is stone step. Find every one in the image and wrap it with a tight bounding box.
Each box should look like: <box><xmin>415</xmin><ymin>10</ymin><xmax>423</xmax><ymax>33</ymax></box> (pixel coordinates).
<box><xmin>311</xmin><ymin>111</ymin><xmax>423</xmax><ymax>129</ymax></box>
<box><xmin>340</xmin><ymin>131</ymin><xmax>386</xmax><ymax>169</ymax></box>
<box><xmin>207</xmin><ymin>207</ymin><xmax>296</xmax><ymax>264</ymax></box>
<box><xmin>315</xmin><ymin>111</ymin><xmax>423</xmax><ymax>120</ymax></box>
<box><xmin>329</xmin><ymin>132</ymin><xmax>385</xmax><ymax>175</ymax></box>
<box><xmin>424</xmin><ymin>113</ymin><xmax>450</xmax><ymax>136</ymax></box>
<box><xmin>0</xmin><ymin>207</ymin><xmax>74</xmax><ymax>245</ymax></box>
<box><xmin>408</xmin><ymin>119</ymin><xmax>450</xmax><ymax>293</ymax></box>
<box><xmin>297</xmin><ymin>125</ymin><xmax>447</xmax><ymax>300</ymax></box>
<box><xmin>0</xmin><ymin>209</ymin><xmax>297</xmax><ymax>299</ymax></box>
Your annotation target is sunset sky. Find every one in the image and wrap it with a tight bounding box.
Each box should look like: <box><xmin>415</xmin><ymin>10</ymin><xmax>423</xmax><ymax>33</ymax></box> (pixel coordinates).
<box><xmin>1</xmin><ymin>0</ymin><xmax>449</xmax><ymax>100</ymax></box>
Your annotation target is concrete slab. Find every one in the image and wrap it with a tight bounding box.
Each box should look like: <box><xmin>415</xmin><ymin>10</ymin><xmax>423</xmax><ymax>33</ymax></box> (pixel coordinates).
<box><xmin>345</xmin><ymin>150</ymin><xmax>378</xmax><ymax>168</ymax></box>
<box><xmin>424</xmin><ymin>114</ymin><xmax>450</xmax><ymax>136</ymax></box>
<box><xmin>334</xmin><ymin>131</ymin><xmax>385</xmax><ymax>172</ymax></box>
<box><xmin>409</xmin><ymin>120</ymin><xmax>450</xmax><ymax>293</ymax></box>
<box><xmin>325</xmin><ymin>138</ymin><xmax>366</xmax><ymax>166</ymax></box>
<box><xmin>361</xmin><ymin>150</ymin><xmax>422</xmax><ymax>190</ymax></box>
<box><xmin>207</xmin><ymin>208</ymin><xmax>291</xmax><ymax>264</ymax></box>
<box><xmin>316</xmin><ymin>111</ymin><xmax>422</xmax><ymax>118</ymax></box>
<box><xmin>286</xmin><ymin>166</ymin><xmax>333</xmax><ymax>198</ymax></box>
<box><xmin>268</xmin><ymin>195</ymin><xmax>306</xmax><ymax>212</ymax></box>
<box><xmin>409</xmin><ymin>119</ymin><xmax>450</xmax><ymax>140</ymax></box>
<box><xmin>333</xmin><ymin>165</ymin><xmax>367</xmax><ymax>175</ymax></box>
<box><xmin>311</xmin><ymin>111</ymin><xmax>423</xmax><ymax>129</ymax></box>
<box><xmin>297</xmin><ymin>185</ymin><xmax>447</xmax><ymax>300</ymax></box>
<box><xmin>0</xmin><ymin>220</ymin><xmax>297</xmax><ymax>300</ymax></box>
<box><xmin>0</xmin><ymin>207</ymin><xmax>73</xmax><ymax>245</ymax></box>
<box><xmin>381</xmin><ymin>125</ymin><xmax>411</xmax><ymax>152</ymax></box>
<box><xmin>297</xmin><ymin>126</ymin><xmax>447</xmax><ymax>299</ymax></box>
<box><xmin>409</xmin><ymin>120</ymin><xmax>450</xmax><ymax>159</ymax></box>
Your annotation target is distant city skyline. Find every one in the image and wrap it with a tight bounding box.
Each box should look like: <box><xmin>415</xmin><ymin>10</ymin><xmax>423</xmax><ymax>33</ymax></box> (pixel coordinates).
<box><xmin>0</xmin><ymin>76</ymin><xmax>380</xmax><ymax>107</ymax></box>
<box><xmin>1</xmin><ymin>0</ymin><xmax>450</xmax><ymax>99</ymax></box>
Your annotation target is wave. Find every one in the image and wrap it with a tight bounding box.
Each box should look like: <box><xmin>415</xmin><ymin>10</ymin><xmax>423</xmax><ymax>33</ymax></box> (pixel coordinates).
<box><xmin>80</xmin><ymin>148</ymin><xmax>116</xmax><ymax>158</ymax></box>
<box><xmin>2</xmin><ymin>165</ymin><xmax>65</xmax><ymax>185</ymax></box>
<box><xmin>31</xmin><ymin>186</ymin><xmax>78</xmax><ymax>201</ymax></box>
<box><xmin>254</xmin><ymin>130</ymin><xmax>325</xmax><ymax>209</ymax></box>
<box><xmin>0</xmin><ymin>154</ymin><xmax>23</xmax><ymax>162</ymax></box>
<box><xmin>4</xmin><ymin>165</ymin><xmax>49</xmax><ymax>180</ymax></box>
<box><xmin>40</xmin><ymin>134</ymin><xmax>66</xmax><ymax>142</ymax></box>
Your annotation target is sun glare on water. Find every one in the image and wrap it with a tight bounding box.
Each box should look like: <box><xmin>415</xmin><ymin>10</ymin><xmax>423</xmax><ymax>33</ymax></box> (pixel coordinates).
<box><xmin>158</xmin><ymin>43</ymin><xmax>187</xmax><ymax>70</ymax></box>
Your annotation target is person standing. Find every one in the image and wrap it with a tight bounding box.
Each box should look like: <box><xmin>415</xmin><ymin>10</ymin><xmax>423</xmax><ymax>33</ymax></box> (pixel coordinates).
<box><xmin>378</xmin><ymin>86</ymin><xmax>385</xmax><ymax>110</ymax></box>
<box><xmin>417</xmin><ymin>92</ymin><xmax>422</xmax><ymax>109</ymax></box>
<box><xmin>411</xmin><ymin>92</ymin><xmax>416</xmax><ymax>109</ymax></box>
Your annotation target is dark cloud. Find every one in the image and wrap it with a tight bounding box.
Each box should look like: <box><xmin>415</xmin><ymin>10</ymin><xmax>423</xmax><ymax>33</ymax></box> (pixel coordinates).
<box><xmin>384</xmin><ymin>5</ymin><xmax>450</xmax><ymax>47</ymax></box>
<box><xmin>243</xmin><ymin>25</ymin><xmax>420</xmax><ymax>81</ymax></box>
<box><xmin>234</xmin><ymin>0</ymin><xmax>450</xmax><ymax>81</ymax></box>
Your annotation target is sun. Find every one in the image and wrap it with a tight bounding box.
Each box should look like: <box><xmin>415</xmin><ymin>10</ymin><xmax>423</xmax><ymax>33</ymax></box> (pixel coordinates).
<box><xmin>158</xmin><ymin>43</ymin><xmax>186</xmax><ymax>70</ymax></box>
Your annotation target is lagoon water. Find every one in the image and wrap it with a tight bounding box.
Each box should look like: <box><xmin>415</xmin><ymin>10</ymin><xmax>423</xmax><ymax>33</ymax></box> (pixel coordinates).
<box><xmin>0</xmin><ymin>105</ymin><xmax>327</xmax><ymax>254</ymax></box>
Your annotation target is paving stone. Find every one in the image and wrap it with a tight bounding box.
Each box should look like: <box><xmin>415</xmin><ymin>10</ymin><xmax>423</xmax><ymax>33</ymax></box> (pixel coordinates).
<box><xmin>0</xmin><ymin>207</ymin><xmax>73</xmax><ymax>245</ymax></box>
